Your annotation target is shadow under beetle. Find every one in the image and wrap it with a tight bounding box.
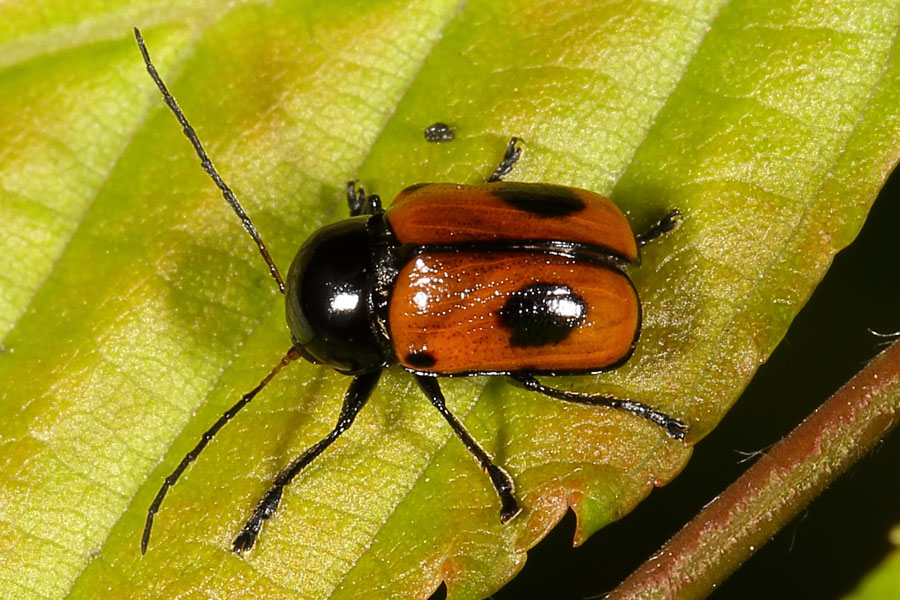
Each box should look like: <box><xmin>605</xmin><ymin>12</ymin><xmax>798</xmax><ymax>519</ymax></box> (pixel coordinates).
<box><xmin>135</xmin><ymin>28</ymin><xmax>687</xmax><ymax>555</ymax></box>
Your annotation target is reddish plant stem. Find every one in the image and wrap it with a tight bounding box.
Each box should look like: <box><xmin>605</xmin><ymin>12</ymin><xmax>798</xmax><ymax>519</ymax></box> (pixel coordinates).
<box><xmin>608</xmin><ymin>337</ymin><xmax>900</xmax><ymax>600</ymax></box>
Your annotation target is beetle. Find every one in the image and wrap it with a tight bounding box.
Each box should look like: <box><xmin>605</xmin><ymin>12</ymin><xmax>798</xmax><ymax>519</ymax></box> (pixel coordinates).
<box><xmin>135</xmin><ymin>28</ymin><xmax>687</xmax><ymax>555</ymax></box>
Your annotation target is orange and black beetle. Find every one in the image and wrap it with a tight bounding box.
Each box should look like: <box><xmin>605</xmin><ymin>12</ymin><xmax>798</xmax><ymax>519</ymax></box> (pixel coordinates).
<box><xmin>136</xmin><ymin>29</ymin><xmax>686</xmax><ymax>555</ymax></box>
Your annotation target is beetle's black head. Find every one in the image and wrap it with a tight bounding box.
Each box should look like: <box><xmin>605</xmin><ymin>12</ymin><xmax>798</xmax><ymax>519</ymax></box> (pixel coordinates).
<box><xmin>285</xmin><ymin>218</ymin><xmax>389</xmax><ymax>375</ymax></box>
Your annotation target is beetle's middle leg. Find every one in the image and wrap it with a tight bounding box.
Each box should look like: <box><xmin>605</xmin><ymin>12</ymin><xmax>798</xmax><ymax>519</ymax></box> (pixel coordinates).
<box><xmin>415</xmin><ymin>375</ymin><xmax>521</xmax><ymax>523</ymax></box>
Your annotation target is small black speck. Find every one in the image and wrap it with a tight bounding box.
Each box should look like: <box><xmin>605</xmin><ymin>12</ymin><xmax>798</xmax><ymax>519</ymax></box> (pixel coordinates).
<box><xmin>492</xmin><ymin>182</ymin><xmax>585</xmax><ymax>217</ymax></box>
<box><xmin>424</xmin><ymin>122</ymin><xmax>454</xmax><ymax>143</ymax></box>
<box><xmin>406</xmin><ymin>351</ymin><xmax>437</xmax><ymax>368</ymax></box>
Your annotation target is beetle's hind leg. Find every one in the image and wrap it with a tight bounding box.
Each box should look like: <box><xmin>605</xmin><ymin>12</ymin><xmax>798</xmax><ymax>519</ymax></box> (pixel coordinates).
<box><xmin>509</xmin><ymin>373</ymin><xmax>687</xmax><ymax>440</ymax></box>
<box><xmin>232</xmin><ymin>369</ymin><xmax>382</xmax><ymax>553</ymax></box>
<box><xmin>347</xmin><ymin>181</ymin><xmax>383</xmax><ymax>216</ymax></box>
<box><xmin>486</xmin><ymin>137</ymin><xmax>522</xmax><ymax>183</ymax></box>
<box><xmin>415</xmin><ymin>376</ymin><xmax>521</xmax><ymax>523</ymax></box>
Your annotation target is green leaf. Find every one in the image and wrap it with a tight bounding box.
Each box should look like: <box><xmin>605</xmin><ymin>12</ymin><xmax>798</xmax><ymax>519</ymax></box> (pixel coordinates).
<box><xmin>0</xmin><ymin>1</ymin><xmax>897</xmax><ymax>599</ymax></box>
<box><xmin>844</xmin><ymin>526</ymin><xmax>900</xmax><ymax>600</ymax></box>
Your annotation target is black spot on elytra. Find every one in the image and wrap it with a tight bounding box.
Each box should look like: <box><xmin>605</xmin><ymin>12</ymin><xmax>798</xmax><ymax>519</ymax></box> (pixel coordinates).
<box><xmin>406</xmin><ymin>351</ymin><xmax>437</xmax><ymax>368</ymax></box>
<box><xmin>492</xmin><ymin>182</ymin><xmax>585</xmax><ymax>217</ymax></box>
<box><xmin>498</xmin><ymin>283</ymin><xmax>587</xmax><ymax>347</ymax></box>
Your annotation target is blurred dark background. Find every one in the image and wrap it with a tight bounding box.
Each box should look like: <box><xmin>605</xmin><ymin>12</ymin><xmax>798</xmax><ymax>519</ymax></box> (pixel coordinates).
<box><xmin>485</xmin><ymin>164</ymin><xmax>900</xmax><ymax>600</ymax></box>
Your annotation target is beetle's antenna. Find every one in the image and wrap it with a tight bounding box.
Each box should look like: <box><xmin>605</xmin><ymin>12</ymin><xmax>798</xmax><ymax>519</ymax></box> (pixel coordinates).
<box><xmin>142</xmin><ymin>346</ymin><xmax>302</xmax><ymax>554</ymax></box>
<box><xmin>134</xmin><ymin>28</ymin><xmax>285</xmax><ymax>294</ymax></box>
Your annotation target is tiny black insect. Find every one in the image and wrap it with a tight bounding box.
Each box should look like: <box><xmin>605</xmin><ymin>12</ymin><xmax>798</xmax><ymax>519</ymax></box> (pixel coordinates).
<box><xmin>135</xmin><ymin>28</ymin><xmax>687</xmax><ymax>555</ymax></box>
<box><xmin>424</xmin><ymin>122</ymin><xmax>455</xmax><ymax>142</ymax></box>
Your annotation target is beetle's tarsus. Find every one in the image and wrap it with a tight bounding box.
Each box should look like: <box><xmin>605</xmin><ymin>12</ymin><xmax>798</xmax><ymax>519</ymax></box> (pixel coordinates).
<box><xmin>232</xmin><ymin>525</ymin><xmax>259</xmax><ymax>554</ymax></box>
<box><xmin>637</xmin><ymin>208</ymin><xmax>682</xmax><ymax>248</ymax></box>
<box><xmin>233</xmin><ymin>487</ymin><xmax>282</xmax><ymax>553</ymax></box>
<box><xmin>347</xmin><ymin>180</ymin><xmax>382</xmax><ymax>216</ymax></box>
<box><xmin>664</xmin><ymin>418</ymin><xmax>689</xmax><ymax>441</ymax></box>
<box><xmin>487</xmin><ymin>137</ymin><xmax>522</xmax><ymax>182</ymax></box>
<box><xmin>497</xmin><ymin>488</ymin><xmax>522</xmax><ymax>524</ymax></box>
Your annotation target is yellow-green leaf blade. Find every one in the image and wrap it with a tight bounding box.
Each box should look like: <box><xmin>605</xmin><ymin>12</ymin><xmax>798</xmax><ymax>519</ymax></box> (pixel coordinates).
<box><xmin>845</xmin><ymin>526</ymin><xmax>900</xmax><ymax>600</ymax></box>
<box><xmin>0</xmin><ymin>1</ymin><xmax>897</xmax><ymax>599</ymax></box>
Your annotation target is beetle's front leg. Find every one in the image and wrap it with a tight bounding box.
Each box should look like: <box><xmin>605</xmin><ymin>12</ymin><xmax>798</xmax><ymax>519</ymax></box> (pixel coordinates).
<box><xmin>347</xmin><ymin>181</ymin><xmax>383</xmax><ymax>216</ymax></box>
<box><xmin>233</xmin><ymin>369</ymin><xmax>382</xmax><ymax>553</ymax></box>
<box><xmin>486</xmin><ymin>137</ymin><xmax>523</xmax><ymax>183</ymax></box>
<box><xmin>636</xmin><ymin>209</ymin><xmax>682</xmax><ymax>248</ymax></box>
